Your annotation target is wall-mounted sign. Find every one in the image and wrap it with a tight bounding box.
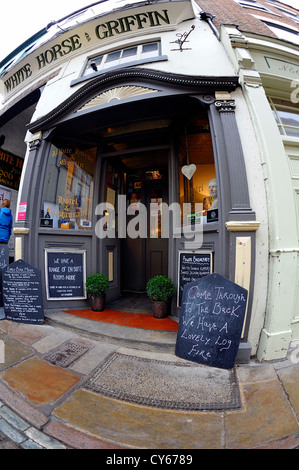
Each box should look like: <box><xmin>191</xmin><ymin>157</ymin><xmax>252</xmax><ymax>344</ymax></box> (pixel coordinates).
<box><xmin>45</xmin><ymin>249</ymin><xmax>87</xmax><ymax>300</ymax></box>
<box><xmin>177</xmin><ymin>251</ymin><xmax>212</xmax><ymax>307</ymax></box>
<box><xmin>2</xmin><ymin>1</ymin><xmax>194</xmax><ymax>94</ymax></box>
<box><xmin>17</xmin><ymin>202</ymin><xmax>27</xmax><ymax>220</ymax></box>
<box><xmin>0</xmin><ymin>150</ymin><xmax>23</xmax><ymax>190</ymax></box>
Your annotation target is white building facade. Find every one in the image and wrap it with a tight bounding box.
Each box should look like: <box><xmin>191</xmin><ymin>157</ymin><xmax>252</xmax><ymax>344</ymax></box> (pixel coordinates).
<box><xmin>0</xmin><ymin>0</ymin><xmax>298</xmax><ymax>361</ymax></box>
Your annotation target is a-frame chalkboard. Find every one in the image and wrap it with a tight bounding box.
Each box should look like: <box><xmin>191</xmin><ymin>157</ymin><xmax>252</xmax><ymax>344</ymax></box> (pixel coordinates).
<box><xmin>175</xmin><ymin>273</ymin><xmax>248</xmax><ymax>370</ymax></box>
<box><xmin>3</xmin><ymin>259</ymin><xmax>44</xmax><ymax>324</ymax></box>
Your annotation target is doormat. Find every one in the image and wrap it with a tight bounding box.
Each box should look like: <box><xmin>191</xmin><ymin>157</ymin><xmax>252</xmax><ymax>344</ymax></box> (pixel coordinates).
<box><xmin>84</xmin><ymin>352</ymin><xmax>242</xmax><ymax>411</ymax></box>
<box><xmin>44</xmin><ymin>341</ymin><xmax>90</xmax><ymax>368</ymax></box>
<box><xmin>63</xmin><ymin>309</ymin><xmax>179</xmax><ymax>332</ymax></box>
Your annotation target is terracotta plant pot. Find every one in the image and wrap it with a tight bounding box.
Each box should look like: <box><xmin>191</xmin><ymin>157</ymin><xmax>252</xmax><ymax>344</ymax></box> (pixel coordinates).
<box><xmin>152</xmin><ymin>300</ymin><xmax>168</xmax><ymax>319</ymax></box>
<box><xmin>90</xmin><ymin>294</ymin><xmax>106</xmax><ymax>312</ymax></box>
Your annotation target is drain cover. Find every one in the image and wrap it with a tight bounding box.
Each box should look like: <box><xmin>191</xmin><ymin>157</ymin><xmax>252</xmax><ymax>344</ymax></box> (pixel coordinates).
<box><xmin>44</xmin><ymin>341</ymin><xmax>89</xmax><ymax>368</ymax></box>
<box><xmin>85</xmin><ymin>352</ymin><xmax>242</xmax><ymax>411</ymax></box>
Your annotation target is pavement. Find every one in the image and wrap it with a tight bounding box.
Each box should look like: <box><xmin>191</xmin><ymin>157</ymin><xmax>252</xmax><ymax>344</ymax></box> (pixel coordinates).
<box><xmin>0</xmin><ymin>309</ymin><xmax>298</xmax><ymax>450</ymax></box>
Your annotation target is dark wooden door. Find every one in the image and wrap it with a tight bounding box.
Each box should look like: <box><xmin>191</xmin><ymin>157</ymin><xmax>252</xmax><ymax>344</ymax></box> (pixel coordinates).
<box><xmin>121</xmin><ymin>163</ymin><xmax>168</xmax><ymax>292</ymax></box>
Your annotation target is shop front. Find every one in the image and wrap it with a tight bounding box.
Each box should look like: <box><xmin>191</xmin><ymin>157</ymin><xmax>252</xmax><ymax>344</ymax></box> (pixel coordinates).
<box><xmin>0</xmin><ymin>0</ymin><xmax>264</xmax><ymax>360</ymax></box>
<box><xmin>14</xmin><ymin>71</ymin><xmax>256</xmax><ymax>360</ymax></box>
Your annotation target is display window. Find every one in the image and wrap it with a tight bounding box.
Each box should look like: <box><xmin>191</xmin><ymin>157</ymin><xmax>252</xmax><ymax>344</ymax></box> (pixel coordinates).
<box><xmin>177</xmin><ymin>112</ymin><xmax>217</xmax><ymax>225</ymax></box>
<box><xmin>40</xmin><ymin>142</ymin><xmax>97</xmax><ymax>230</ymax></box>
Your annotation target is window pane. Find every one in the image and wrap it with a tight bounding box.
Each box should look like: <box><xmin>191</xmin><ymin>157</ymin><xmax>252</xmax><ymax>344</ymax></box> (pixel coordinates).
<box><xmin>277</xmin><ymin>109</ymin><xmax>299</xmax><ymax>128</ymax></box>
<box><xmin>142</xmin><ymin>43</ymin><xmax>158</xmax><ymax>53</ymax></box>
<box><xmin>178</xmin><ymin>113</ymin><xmax>217</xmax><ymax>225</ymax></box>
<box><xmin>41</xmin><ymin>143</ymin><xmax>96</xmax><ymax>230</ymax></box>
<box><xmin>142</xmin><ymin>43</ymin><xmax>159</xmax><ymax>58</ymax></box>
<box><xmin>265</xmin><ymin>23</ymin><xmax>299</xmax><ymax>45</ymax></box>
<box><xmin>284</xmin><ymin>127</ymin><xmax>299</xmax><ymax>137</ymax></box>
<box><xmin>106</xmin><ymin>51</ymin><xmax>121</xmax><ymax>63</ymax></box>
<box><xmin>122</xmin><ymin>47</ymin><xmax>137</xmax><ymax>58</ymax></box>
<box><xmin>269</xmin><ymin>98</ymin><xmax>299</xmax><ymax>138</ymax></box>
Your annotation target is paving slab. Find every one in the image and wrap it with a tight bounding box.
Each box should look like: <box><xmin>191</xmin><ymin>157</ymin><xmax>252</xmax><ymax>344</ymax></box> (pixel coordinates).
<box><xmin>277</xmin><ymin>365</ymin><xmax>299</xmax><ymax>420</ymax></box>
<box><xmin>0</xmin><ymin>418</ymin><xmax>27</xmax><ymax>444</ymax></box>
<box><xmin>0</xmin><ymin>405</ymin><xmax>30</xmax><ymax>431</ymax></box>
<box><xmin>0</xmin><ymin>322</ymin><xmax>52</xmax><ymax>345</ymax></box>
<box><xmin>25</xmin><ymin>426</ymin><xmax>66</xmax><ymax>449</ymax></box>
<box><xmin>44</xmin><ymin>419</ymin><xmax>125</xmax><ymax>449</ymax></box>
<box><xmin>0</xmin><ymin>311</ymin><xmax>298</xmax><ymax>449</ymax></box>
<box><xmin>225</xmin><ymin>367</ymin><xmax>299</xmax><ymax>448</ymax></box>
<box><xmin>31</xmin><ymin>328</ymin><xmax>76</xmax><ymax>354</ymax></box>
<box><xmin>0</xmin><ymin>331</ymin><xmax>33</xmax><ymax>372</ymax></box>
<box><xmin>0</xmin><ymin>357</ymin><xmax>81</xmax><ymax>406</ymax></box>
<box><xmin>53</xmin><ymin>389</ymin><xmax>223</xmax><ymax>449</ymax></box>
<box><xmin>69</xmin><ymin>342</ymin><xmax>118</xmax><ymax>375</ymax></box>
<box><xmin>0</xmin><ymin>381</ymin><xmax>49</xmax><ymax>429</ymax></box>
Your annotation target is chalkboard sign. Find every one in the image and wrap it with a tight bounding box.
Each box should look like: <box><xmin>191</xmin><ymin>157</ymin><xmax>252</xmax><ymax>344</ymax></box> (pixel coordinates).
<box><xmin>177</xmin><ymin>251</ymin><xmax>212</xmax><ymax>307</ymax></box>
<box><xmin>3</xmin><ymin>259</ymin><xmax>44</xmax><ymax>324</ymax></box>
<box><xmin>0</xmin><ymin>245</ymin><xmax>9</xmax><ymax>307</ymax></box>
<box><xmin>45</xmin><ymin>249</ymin><xmax>86</xmax><ymax>300</ymax></box>
<box><xmin>175</xmin><ymin>273</ymin><xmax>248</xmax><ymax>370</ymax></box>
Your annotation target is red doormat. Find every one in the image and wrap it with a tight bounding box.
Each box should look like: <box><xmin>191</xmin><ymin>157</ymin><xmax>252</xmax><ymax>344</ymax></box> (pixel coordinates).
<box><xmin>63</xmin><ymin>309</ymin><xmax>179</xmax><ymax>332</ymax></box>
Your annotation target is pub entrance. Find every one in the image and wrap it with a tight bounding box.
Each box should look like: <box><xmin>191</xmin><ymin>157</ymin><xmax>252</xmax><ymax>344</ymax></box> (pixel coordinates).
<box><xmin>104</xmin><ymin>147</ymin><xmax>169</xmax><ymax>302</ymax></box>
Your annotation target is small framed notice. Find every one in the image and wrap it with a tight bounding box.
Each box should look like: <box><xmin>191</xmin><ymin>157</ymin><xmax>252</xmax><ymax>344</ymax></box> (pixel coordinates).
<box><xmin>45</xmin><ymin>249</ymin><xmax>87</xmax><ymax>300</ymax></box>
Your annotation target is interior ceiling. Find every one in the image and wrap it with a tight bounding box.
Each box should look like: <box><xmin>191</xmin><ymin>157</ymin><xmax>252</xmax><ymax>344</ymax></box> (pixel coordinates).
<box><xmin>121</xmin><ymin>149</ymin><xmax>168</xmax><ymax>169</ymax></box>
<box><xmin>52</xmin><ymin>96</ymin><xmax>214</xmax><ymax>165</ymax></box>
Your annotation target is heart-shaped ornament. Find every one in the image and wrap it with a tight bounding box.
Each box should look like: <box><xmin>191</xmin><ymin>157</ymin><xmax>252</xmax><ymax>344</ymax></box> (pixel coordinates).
<box><xmin>181</xmin><ymin>164</ymin><xmax>197</xmax><ymax>180</ymax></box>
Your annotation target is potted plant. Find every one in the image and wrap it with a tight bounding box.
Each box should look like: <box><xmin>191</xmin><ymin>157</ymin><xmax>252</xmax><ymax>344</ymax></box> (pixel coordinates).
<box><xmin>146</xmin><ymin>275</ymin><xmax>175</xmax><ymax>318</ymax></box>
<box><xmin>85</xmin><ymin>273</ymin><xmax>110</xmax><ymax>312</ymax></box>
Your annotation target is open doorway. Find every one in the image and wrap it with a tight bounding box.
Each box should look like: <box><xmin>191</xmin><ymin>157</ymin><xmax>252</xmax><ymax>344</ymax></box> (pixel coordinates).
<box><xmin>103</xmin><ymin>147</ymin><xmax>169</xmax><ymax>310</ymax></box>
<box><xmin>120</xmin><ymin>149</ymin><xmax>169</xmax><ymax>294</ymax></box>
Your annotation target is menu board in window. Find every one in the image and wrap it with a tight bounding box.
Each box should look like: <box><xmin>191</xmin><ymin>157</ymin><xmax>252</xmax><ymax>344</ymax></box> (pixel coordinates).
<box><xmin>177</xmin><ymin>251</ymin><xmax>212</xmax><ymax>307</ymax></box>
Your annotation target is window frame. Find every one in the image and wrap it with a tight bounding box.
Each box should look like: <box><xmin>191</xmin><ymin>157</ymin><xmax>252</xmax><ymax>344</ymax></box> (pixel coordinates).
<box><xmin>263</xmin><ymin>20</ymin><xmax>299</xmax><ymax>45</ymax></box>
<box><xmin>83</xmin><ymin>41</ymin><xmax>162</xmax><ymax>76</ymax></box>
<box><xmin>40</xmin><ymin>143</ymin><xmax>97</xmax><ymax>231</ymax></box>
<box><xmin>233</xmin><ymin>0</ymin><xmax>272</xmax><ymax>13</ymax></box>
<box><xmin>269</xmin><ymin>97</ymin><xmax>299</xmax><ymax>138</ymax></box>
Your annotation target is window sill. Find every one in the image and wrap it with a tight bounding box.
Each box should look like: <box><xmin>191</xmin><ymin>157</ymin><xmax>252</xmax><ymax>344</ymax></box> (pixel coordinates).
<box><xmin>38</xmin><ymin>228</ymin><xmax>93</xmax><ymax>235</ymax></box>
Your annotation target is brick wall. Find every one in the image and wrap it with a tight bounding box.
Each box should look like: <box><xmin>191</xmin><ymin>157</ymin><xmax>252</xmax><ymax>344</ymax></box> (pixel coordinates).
<box><xmin>194</xmin><ymin>0</ymin><xmax>299</xmax><ymax>40</ymax></box>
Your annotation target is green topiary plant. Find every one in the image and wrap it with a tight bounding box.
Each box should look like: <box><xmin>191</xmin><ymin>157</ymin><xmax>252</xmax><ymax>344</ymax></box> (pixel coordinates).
<box><xmin>85</xmin><ymin>273</ymin><xmax>109</xmax><ymax>297</ymax></box>
<box><xmin>146</xmin><ymin>275</ymin><xmax>175</xmax><ymax>302</ymax></box>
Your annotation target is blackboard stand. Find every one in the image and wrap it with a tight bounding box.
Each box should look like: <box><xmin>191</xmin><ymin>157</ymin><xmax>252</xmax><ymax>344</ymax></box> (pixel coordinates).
<box><xmin>175</xmin><ymin>273</ymin><xmax>248</xmax><ymax>370</ymax></box>
<box><xmin>3</xmin><ymin>259</ymin><xmax>44</xmax><ymax>324</ymax></box>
